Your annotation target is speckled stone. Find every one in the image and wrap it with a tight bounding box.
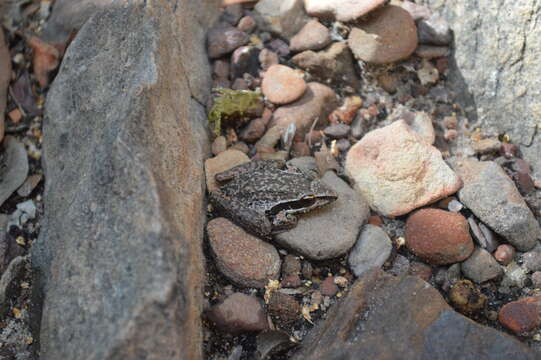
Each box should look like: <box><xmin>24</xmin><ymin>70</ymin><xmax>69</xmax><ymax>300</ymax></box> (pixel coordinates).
<box><xmin>207</xmin><ymin>218</ymin><xmax>281</xmax><ymax>288</ymax></box>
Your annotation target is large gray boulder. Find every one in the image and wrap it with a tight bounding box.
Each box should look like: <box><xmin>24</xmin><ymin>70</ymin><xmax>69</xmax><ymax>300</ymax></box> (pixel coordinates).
<box><xmin>32</xmin><ymin>1</ymin><xmax>219</xmax><ymax>359</ymax></box>
<box><xmin>294</xmin><ymin>269</ymin><xmax>540</xmax><ymax>359</ymax></box>
<box><xmin>421</xmin><ymin>0</ymin><xmax>541</xmax><ymax>177</ymax></box>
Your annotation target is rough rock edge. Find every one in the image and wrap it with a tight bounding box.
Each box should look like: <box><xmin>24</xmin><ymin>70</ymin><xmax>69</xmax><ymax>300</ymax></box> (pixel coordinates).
<box><xmin>31</xmin><ymin>1</ymin><xmax>219</xmax><ymax>359</ymax></box>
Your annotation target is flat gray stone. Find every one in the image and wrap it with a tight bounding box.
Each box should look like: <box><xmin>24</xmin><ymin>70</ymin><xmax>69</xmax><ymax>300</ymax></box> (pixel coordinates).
<box><xmin>294</xmin><ymin>269</ymin><xmax>539</xmax><ymax>359</ymax></box>
<box><xmin>455</xmin><ymin>159</ymin><xmax>539</xmax><ymax>251</ymax></box>
<box><xmin>275</xmin><ymin>171</ymin><xmax>369</xmax><ymax>260</ymax></box>
<box><xmin>461</xmin><ymin>248</ymin><xmax>503</xmax><ymax>284</ymax></box>
<box><xmin>32</xmin><ymin>1</ymin><xmax>218</xmax><ymax>359</ymax></box>
<box><xmin>348</xmin><ymin>224</ymin><xmax>392</xmax><ymax>278</ymax></box>
<box><xmin>0</xmin><ymin>137</ymin><xmax>29</xmax><ymax>207</ymax></box>
<box><xmin>254</xmin><ymin>0</ymin><xmax>310</xmax><ymax>40</ymax></box>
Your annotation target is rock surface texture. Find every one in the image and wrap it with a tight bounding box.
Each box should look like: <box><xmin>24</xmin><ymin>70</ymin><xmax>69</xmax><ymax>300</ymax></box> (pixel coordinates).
<box><xmin>32</xmin><ymin>1</ymin><xmax>218</xmax><ymax>359</ymax></box>
<box><xmin>275</xmin><ymin>171</ymin><xmax>369</xmax><ymax>260</ymax></box>
<box><xmin>345</xmin><ymin>120</ymin><xmax>462</xmax><ymax>217</ymax></box>
<box><xmin>455</xmin><ymin>159</ymin><xmax>539</xmax><ymax>251</ymax></box>
<box><xmin>293</xmin><ymin>270</ymin><xmax>540</xmax><ymax>359</ymax></box>
<box><xmin>422</xmin><ymin>0</ymin><xmax>541</xmax><ymax>177</ymax></box>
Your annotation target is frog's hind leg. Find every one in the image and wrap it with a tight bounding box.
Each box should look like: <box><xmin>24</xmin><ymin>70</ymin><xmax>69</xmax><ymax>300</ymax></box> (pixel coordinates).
<box><xmin>209</xmin><ymin>191</ymin><xmax>273</xmax><ymax>238</ymax></box>
<box><xmin>215</xmin><ymin>161</ymin><xmax>260</xmax><ymax>182</ymax></box>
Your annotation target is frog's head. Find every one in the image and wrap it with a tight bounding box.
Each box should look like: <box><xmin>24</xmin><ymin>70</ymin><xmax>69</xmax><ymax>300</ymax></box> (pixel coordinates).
<box><xmin>309</xmin><ymin>180</ymin><xmax>338</xmax><ymax>205</ymax></box>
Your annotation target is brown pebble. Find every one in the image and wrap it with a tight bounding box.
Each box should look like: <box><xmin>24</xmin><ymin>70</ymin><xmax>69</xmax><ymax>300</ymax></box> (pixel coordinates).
<box><xmin>320</xmin><ymin>276</ymin><xmax>339</xmax><ymax>296</ymax></box>
<box><xmin>499</xmin><ymin>296</ymin><xmax>541</xmax><ymax>334</ymax></box>
<box><xmin>240</xmin><ymin>118</ymin><xmax>267</xmax><ymax>143</ymax></box>
<box><xmin>494</xmin><ymin>244</ymin><xmax>515</xmax><ymax>265</ymax></box>
<box><xmin>8</xmin><ymin>108</ymin><xmax>22</xmax><ymax>124</ymax></box>
<box><xmin>259</xmin><ymin>48</ymin><xmax>279</xmax><ymax>71</ymax></box>
<box><xmin>207</xmin><ymin>218</ymin><xmax>281</xmax><ymax>288</ymax></box>
<box><xmin>211</xmin><ymin>136</ymin><xmax>227</xmax><ymax>155</ymax></box>
<box><xmin>291</xmin><ymin>141</ymin><xmax>311</xmax><ymax>157</ymax></box>
<box><xmin>206</xmin><ymin>292</ymin><xmax>269</xmax><ymax>334</ymax></box>
<box><xmin>281</xmin><ymin>274</ymin><xmax>303</xmax><ymax>288</ymax></box>
<box><xmin>368</xmin><ymin>215</ymin><xmax>383</xmax><ymax>227</ymax></box>
<box><xmin>237</xmin><ymin>15</ymin><xmax>256</xmax><ymax>33</ymax></box>
<box><xmin>405</xmin><ymin>208</ymin><xmax>474</xmax><ymax>265</ymax></box>
<box><xmin>500</xmin><ymin>143</ymin><xmax>518</xmax><ymax>158</ymax></box>
<box><xmin>268</xmin><ymin>292</ymin><xmax>301</xmax><ymax>324</ymax></box>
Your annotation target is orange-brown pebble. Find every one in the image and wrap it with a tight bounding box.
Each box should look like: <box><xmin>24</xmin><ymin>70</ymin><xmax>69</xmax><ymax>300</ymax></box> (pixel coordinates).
<box><xmin>498</xmin><ymin>296</ymin><xmax>541</xmax><ymax>334</ymax></box>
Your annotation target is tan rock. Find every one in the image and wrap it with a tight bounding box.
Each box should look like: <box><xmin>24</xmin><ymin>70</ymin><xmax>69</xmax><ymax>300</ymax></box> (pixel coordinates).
<box><xmin>268</xmin><ymin>82</ymin><xmax>338</xmax><ymax>137</ymax></box>
<box><xmin>348</xmin><ymin>5</ymin><xmax>417</xmax><ymax>64</ymax></box>
<box><xmin>205</xmin><ymin>149</ymin><xmax>250</xmax><ymax>192</ymax></box>
<box><xmin>290</xmin><ymin>19</ymin><xmax>332</xmax><ymax>52</ymax></box>
<box><xmin>345</xmin><ymin>120</ymin><xmax>462</xmax><ymax>217</ymax></box>
<box><xmin>207</xmin><ymin>218</ymin><xmax>281</xmax><ymax>288</ymax></box>
<box><xmin>304</xmin><ymin>0</ymin><xmax>385</xmax><ymax>22</ymax></box>
<box><xmin>261</xmin><ymin>64</ymin><xmax>307</xmax><ymax>104</ymax></box>
<box><xmin>291</xmin><ymin>42</ymin><xmax>360</xmax><ymax>91</ymax></box>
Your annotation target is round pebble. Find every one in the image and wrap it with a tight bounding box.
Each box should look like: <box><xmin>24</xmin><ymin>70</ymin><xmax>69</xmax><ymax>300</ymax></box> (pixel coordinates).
<box><xmin>262</xmin><ymin>65</ymin><xmax>307</xmax><ymax>105</ymax></box>
<box><xmin>347</xmin><ymin>5</ymin><xmax>418</xmax><ymax>64</ymax></box>
<box><xmin>206</xmin><ymin>293</ymin><xmax>269</xmax><ymax>334</ymax></box>
<box><xmin>494</xmin><ymin>245</ymin><xmax>515</xmax><ymax>266</ymax></box>
<box><xmin>207</xmin><ymin>218</ymin><xmax>281</xmax><ymax>288</ymax></box>
<box><xmin>405</xmin><ymin>209</ymin><xmax>474</xmax><ymax>265</ymax></box>
<box><xmin>498</xmin><ymin>296</ymin><xmax>541</xmax><ymax>334</ymax></box>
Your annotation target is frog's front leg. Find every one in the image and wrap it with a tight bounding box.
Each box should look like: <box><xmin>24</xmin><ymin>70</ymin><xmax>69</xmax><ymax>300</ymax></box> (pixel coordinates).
<box><xmin>209</xmin><ymin>190</ymin><xmax>273</xmax><ymax>239</ymax></box>
<box><xmin>271</xmin><ymin>210</ymin><xmax>298</xmax><ymax>233</ymax></box>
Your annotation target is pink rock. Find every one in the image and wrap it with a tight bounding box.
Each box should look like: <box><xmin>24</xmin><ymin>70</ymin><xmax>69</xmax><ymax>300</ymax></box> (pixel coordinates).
<box><xmin>268</xmin><ymin>82</ymin><xmax>338</xmax><ymax>137</ymax></box>
<box><xmin>206</xmin><ymin>293</ymin><xmax>269</xmax><ymax>334</ymax></box>
<box><xmin>290</xmin><ymin>19</ymin><xmax>332</xmax><ymax>53</ymax></box>
<box><xmin>237</xmin><ymin>15</ymin><xmax>257</xmax><ymax>33</ymax></box>
<box><xmin>345</xmin><ymin>120</ymin><xmax>462</xmax><ymax>217</ymax></box>
<box><xmin>399</xmin><ymin>0</ymin><xmax>431</xmax><ymax>21</ymax></box>
<box><xmin>259</xmin><ymin>48</ymin><xmax>279</xmax><ymax>71</ymax></box>
<box><xmin>304</xmin><ymin>0</ymin><xmax>386</xmax><ymax>22</ymax></box>
<box><xmin>261</xmin><ymin>64</ymin><xmax>307</xmax><ymax>105</ymax></box>
<box><xmin>494</xmin><ymin>244</ymin><xmax>515</xmax><ymax>265</ymax></box>
<box><xmin>205</xmin><ymin>149</ymin><xmax>249</xmax><ymax>192</ymax></box>
<box><xmin>348</xmin><ymin>5</ymin><xmax>418</xmax><ymax>64</ymax></box>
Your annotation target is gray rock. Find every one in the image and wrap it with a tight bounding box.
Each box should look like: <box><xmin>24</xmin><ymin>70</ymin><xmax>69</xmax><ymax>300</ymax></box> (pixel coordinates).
<box><xmin>32</xmin><ymin>1</ymin><xmax>217</xmax><ymax>359</ymax></box>
<box><xmin>0</xmin><ymin>256</ymin><xmax>27</xmax><ymax>317</ymax></box>
<box><xmin>293</xmin><ymin>269</ymin><xmax>539</xmax><ymax>359</ymax></box>
<box><xmin>254</xmin><ymin>0</ymin><xmax>310</xmax><ymax>40</ymax></box>
<box><xmin>348</xmin><ymin>224</ymin><xmax>392</xmax><ymax>278</ymax></box>
<box><xmin>275</xmin><ymin>171</ymin><xmax>369</xmax><ymax>260</ymax></box>
<box><xmin>0</xmin><ymin>137</ymin><xmax>29</xmax><ymax>207</ymax></box>
<box><xmin>417</xmin><ymin>13</ymin><xmax>452</xmax><ymax>45</ymax></box>
<box><xmin>461</xmin><ymin>248</ymin><xmax>503</xmax><ymax>283</ymax></box>
<box><xmin>42</xmin><ymin>0</ymin><xmax>118</xmax><ymax>44</ymax></box>
<box><xmin>468</xmin><ymin>217</ymin><xmax>498</xmax><ymax>253</ymax></box>
<box><xmin>286</xmin><ymin>156</ymin><xmax>319</xmax><ymax>180</ymax></box>
<box><xmin>421</xmin><ymin>0</ymin><xmax>541</xmax><ymax>178</ymax></box>
<box><xmin>523</xmin><ymin>247</ymin><xmax>541</xmax><ymax>272</ymax></box>
<box><xmin>16</xmin><ymin>174</ymin><xmax>43</xmax><ymax>197</ymax></box>
<box><xmin>455</xmin><ymin>159</ymin><xmax>539</xmax><ymax>251</ymax></box>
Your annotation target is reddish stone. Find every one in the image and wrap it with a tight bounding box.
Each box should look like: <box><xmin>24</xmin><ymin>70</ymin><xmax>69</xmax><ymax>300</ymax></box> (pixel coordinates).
<box><xmin>207</xmin><ymin>218</ymin><xmax>281</xmax><ymax>288</ymax></box>
<box><xmin>500</xmin><ymin>143</ymin><xmax>518</xmax><ymax>158</ymax></box>
<box><xmin>320</xmin><ymin>276</ymin><xmax>339</xmax><ymax>297</ymax></box>
<box><xmin>494</xmin><ymin>244</ymin><xmax>515</xmax><ymax>265</ymax></box>
<box><xmin>240</xmin><ymin>118</ymin><xmax>267</xmax><ymax>143</ymax></box>
<box><xmin>262</xmin><ymin>64</ymin><xmax>307</xmax><ymax>105</ymax></box>
<box><xmin>281</xmin><ymin>274</ymin><xmax>303</xmax><ymax>288</ymax></box>
<box><xmin>368</xmin><ymin>215</ymin><xmax>383</xmax><ymax>227</ymax></box>
<box><xmin>406</xmin><ymin>209</ymin><xmax>474</xmax><ymax>265</ymax></box>
<box><xmin>499</xmin><ymin>296</ymin><xmax>541</xmax><ymax>334</ymax></box>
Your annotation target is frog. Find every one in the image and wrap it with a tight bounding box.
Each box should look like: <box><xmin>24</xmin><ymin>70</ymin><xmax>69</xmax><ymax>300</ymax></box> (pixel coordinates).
<box><xmin>209</xmin><ymin>160</ymin><xmax>338</xmax><ymax>239</ymax></box>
